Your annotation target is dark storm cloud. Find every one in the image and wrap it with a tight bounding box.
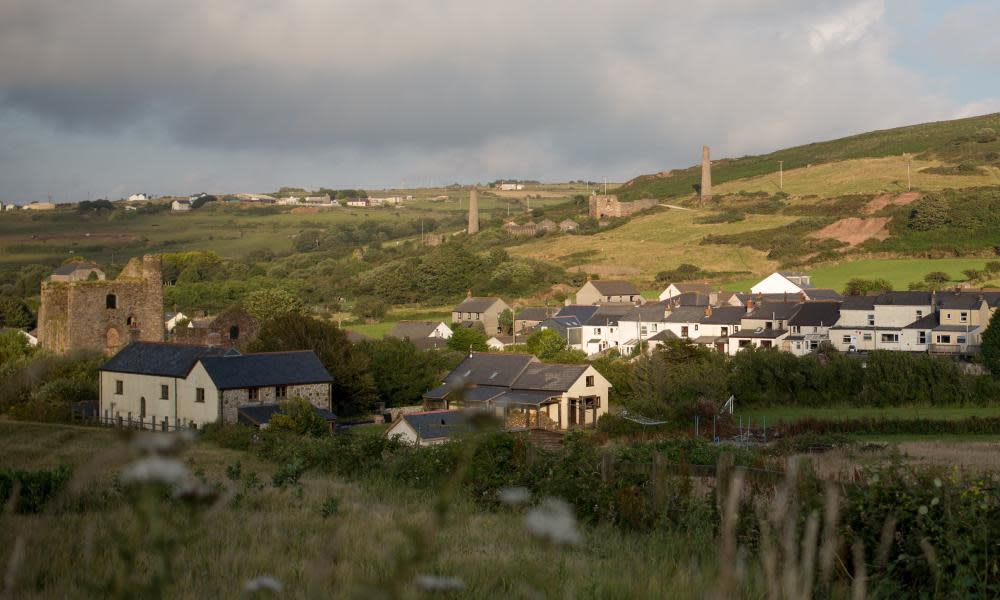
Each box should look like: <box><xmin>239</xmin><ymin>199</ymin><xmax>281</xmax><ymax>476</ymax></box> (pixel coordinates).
<box><xmin>0</xmin><ymin>0</ymin><xmax>997</xmax><ymax>201</ymax></box>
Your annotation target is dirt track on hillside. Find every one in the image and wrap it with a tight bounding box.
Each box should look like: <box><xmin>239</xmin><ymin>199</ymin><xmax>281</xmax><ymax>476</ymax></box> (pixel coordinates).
<box><xmin>810</xmin><ymin>217</ymin><xmax>891</xmax><ymax>247</ymax></box>
<box><xmin>864</xmin><ymin>191</ymin><xmax>920</xmax><ymax>214</ymax></box>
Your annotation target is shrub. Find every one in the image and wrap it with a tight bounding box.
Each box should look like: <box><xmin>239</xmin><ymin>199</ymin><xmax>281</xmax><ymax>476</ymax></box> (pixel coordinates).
<box><xmin>320</xmin><ymin>496</ymin><xmax>340</xmax><ymax>518</ymax></box>
<box><xmin>269</xmin><ymin>397</ymin><xmax>330</xmax><ymax>437</ymax></box>
<box><xmin>0</xmin><ymin>465</ymin><xmax>73</xmax><ymax>513</ymax></box>
<box><xmin>271</xmin><ymin>458</ymin><xmax>306</xmax><ymax>488</ymax></box>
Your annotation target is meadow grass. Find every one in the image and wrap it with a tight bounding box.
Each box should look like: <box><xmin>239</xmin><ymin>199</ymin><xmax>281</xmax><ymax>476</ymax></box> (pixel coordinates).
<box><xmin>0</xmin><ymin>421</ymin><xmax>723</xmax><ymax>599</ymax></box>
<box><xmin>739</xmin><ymin>405</ymin><xmax>1000</xmax><ymax>424</ymax></box>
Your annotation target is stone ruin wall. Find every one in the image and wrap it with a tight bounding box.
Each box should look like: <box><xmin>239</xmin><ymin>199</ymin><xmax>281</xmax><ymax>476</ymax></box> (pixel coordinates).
<box><xmin>38</xmin><ymin>255</ymin><xmax>164</xmax><ymax>355</ymax></box>
<box><xmin>588</xmin><ymin>195</ymin><xmax>658</xmax><ymax>219</ymax></box>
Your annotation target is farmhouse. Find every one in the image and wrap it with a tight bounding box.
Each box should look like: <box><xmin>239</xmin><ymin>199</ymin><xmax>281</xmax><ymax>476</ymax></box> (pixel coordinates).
<box><xmin>171</xmin><ymin>199</ymin><xmax>192</xmax><ymax>212</ymax></box>
<box><xmin>46</xmin><ymin>261</ymin><xmax>105</xmax><ymax>283</ymax></box>
<box><xmin>22</xmin><ymin>202</ymin><xmax>55</xmax><ymax>211</ymax></box>
<box><xmin>99</xmin><ymin>342</ymin><xmax>334</xmax><ymax>428</ymax></box>
<box><xmin>750</xmin><ymin>272</ymin><xmax>813</xmax><ymax>295</ymax></box>
<box><xmin>423</xmin><ymin>352</ymin><xmax>610</xmax><ymax>430</ymax></box>
<box><xmin>784</xmin><ymin>301</ymin><xmax>842</xmax><ymax>355</ymax></box>
<box><xmin>387</xmin><ymin>320</ymin><xmax>452</xmax><ymax>350</ymax></box>
<box><xmin>558</xmin><ymin>219</ymin><xmax>579</xmax><ymax>232</ymax></box>
<box><xmin>575</xmin><ymin>279</ymin><xmax>642</xmax><ymax>305</ymax></box>
<box><xmin>385</xmin><ymin>410</ymin><xmax>470</xmax><ymax>445</ymax></box>
<box><xmin>451</xmin><ymin>294</ymin><xmax>511</xmax><ymax>336</ymax></box>
<box><xmin>514</xmin><ymin>307</ymin><xmax>553</xmax><ymax>333</ymax></box>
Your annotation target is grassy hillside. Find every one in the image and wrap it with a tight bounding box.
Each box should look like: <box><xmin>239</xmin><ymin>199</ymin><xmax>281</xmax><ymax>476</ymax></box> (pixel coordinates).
<box><xmin>617</xmin><ymin>113</ymin><xmax>1000</xmax><ymax>200</ymax></box>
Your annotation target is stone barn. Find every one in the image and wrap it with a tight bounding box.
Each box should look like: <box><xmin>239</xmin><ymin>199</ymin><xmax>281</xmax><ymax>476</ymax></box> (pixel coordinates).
<box><xmin>38</xmin><ymin>255</ymin><xmax>164</xmax><ymax>355</ymax></box>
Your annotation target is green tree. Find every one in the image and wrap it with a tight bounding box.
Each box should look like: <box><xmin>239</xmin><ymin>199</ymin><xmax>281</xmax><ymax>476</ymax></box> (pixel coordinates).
<box><xmin>0</xmin><ymin>329</ymin><xmax>34</xmax><ymax>367</ymax></box>
<box><xmin>249</xmin><ymin>314</ymin><xmax>377</xmax><ymax>416</ymax></box>
<box><xmin>351</xmin><ymin>296</ymin><xmax>388</xmax><ymax>321</ymax></box>
<box><xmin>983</xmin><ymin>309</ymin><xmax>1000</xmax><ymax>378</ymax></box>
<box><xmin>525</xmin><ymin>329</ymin><xmax>567</xmax><ymax>360</ymax></box>
<box><xmin>447</xmin><ymin>325</ymin><xmax>489</xmax><ymax>352</ymax></box>
<box><xmin>269</xmin><ymin>397</ymin><xmax>329</xmax><ymax>436</ymax></box>
<box><xmin>908</xmin><ymin>196</ymin><xmax>950</xmax><ymax>231</ymax></box>
<box><xmin>0</xmin><ymin>296</ymin><xmax>34</xmax><ymax>328</ymax></box>
<box><xmin>924</xmin><ymin>271</ymin><xmax>951</xmax><ymax>284</ymax></box>
<box><xmin>357</xmin><ymin>337</ymin><xmax>446</xmax><ymax>407</ymax></box>
<box><xmin>242</xmin><ymin>288</ymin><xmax>304</xmax><ymax>324</ymax></box>
<box><xmin>497</xmin><ymin>309</ymin><xmax>513</xmax><ymax>335</ymax></box>
<box><xmin>963</xmin><ymin>269</ymin><xmax>985</xmax><ymax>283</ymax></box>
<box><xmin>843</xmin><ymin>277</ymin><xmax>892</xmax><ymax>296</ymax></box>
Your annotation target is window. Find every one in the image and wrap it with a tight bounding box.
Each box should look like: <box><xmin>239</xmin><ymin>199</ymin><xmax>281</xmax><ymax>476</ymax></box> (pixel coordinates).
<box><xmin>693</xmin><ymin>324</ymin><xmax>699</xmax><ymax>331</ymax></box>
<box><xmin>126</xmin><ymin>315</ymin><xmax>137</xmax><ymax>328</ymax></box>
<box><xmin>791</xmin><ymin>326</ymin><xmax>800</xmax><ymax>334</ymax></box>
<box><xmin>115</xmin><ymin>380</ymin><xmax>123</xmax><ymax>395</ymax></box>
<box><xmin>863</xmin><ymin>333</ymin><xmax>873</xmax><ymax>342</ymax></box>
<box><xmin>946</xmin><ymin>312</ymin><xmax>952</xmax><ymax>320</ymax></box>
<box><xmin>739</xmin><ymin>340</ymin><xmax>751</xmax><ymax>348</ymax></box>
<box><xmin>958</xmin><ymin>336</ymin><xmax>967</xmax><ymax>344</ymax></box>
<box><xmin>960</xmin><ymin>312</ymin><xmax>968</xmax><ymax>323</ymax></box>
<box><xmin>918</xmin><ymin>331</ymin><xmax>927</xmax><ymax>344</ymax></box>
<box><xmin>720</xmin><ymin>327</ymin><xmax>728</xmax><ymax>336</ymax></box>
<box><xmin>765</xmin><ymin>321</ymin><xmax>773</xmax><ymax>330</ymax></box>
<box><xmin>937</xmin><ymin>335</ymin><xmax>951</xmax><ymax>344</ymax></box>
<box><xmin>794</xmin><ymin>342</ymin><xmax>801</xmax><ymax>350</ymax></box>
<box><xmin>276</xmin><ymin>385</ymin><xmax>287</xmax><ymax>399</ymax></box>
<box><xmin>248</xmin><ymin>387</ymin><xmax>259</xmax><ymax>401</ymax></box>
<box><xmin>842</xmin><ymin>335</ymin><xmax>852</xmax><ymax>344</ymax></box>
<box><xmin>229</xmin><ymin>325</ymin><xmax>239</xmax><ymax>340</ymax></box>
<box><xmin>880</xmin><ymin>333</ymin><xmax>899</xmax><ymax>343</ymax></box>
<box><xmin>809</xmin><ymin>341</ymin><xmax>819</xmax><ymax>350</ymax></box>
<box><xmin>106</xmin><ymin>294</ymin><xmax>117</xmax><ymax>309</ymax></box>
<box><xmin>160</xmin><ymin>384</ymin><xmax>168</xmax><ymax>400</ymax></box>
<box><xmin>867</xmin><ymin>314</ymin><xmax>875</xmax><ymax>326</ymax></box>
<box><xmin>195</xmin><ymin>388</ymin><xmax>205</xmax><ymax>403</ymax></box>
<box><xmin>681</xmin><ymin>326</ymin><xmax>689</xmax><ymax>337</ymax></box>
<box><xmin>761</xmin><ymin>340</ymin><xmax>773</xmax><ymax>348</ymax></box>
<box><xmin>640</xmin><ymin>326</ymin><xmax>648</xmax><ymax>336</ymax></box>
<box><xmin>585</xmin><ymin>376</ymin><xmax>595</xmax><ymax>387</ymax></box>
<box><xmin>595</xmin><ymin>328</ymin><xmax>602</xmax><ymax>335</ymax></box>
<box><xmin>916</xmin><ymin>310</ymin><xmax>923</xmax><ymax>319</ymax></box>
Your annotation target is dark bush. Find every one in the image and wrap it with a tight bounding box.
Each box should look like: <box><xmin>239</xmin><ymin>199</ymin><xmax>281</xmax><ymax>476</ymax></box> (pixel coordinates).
<box><xmin>0</xmin><ymin>465</ymin><xmax>72</xmax><ymax>513</ymax></box>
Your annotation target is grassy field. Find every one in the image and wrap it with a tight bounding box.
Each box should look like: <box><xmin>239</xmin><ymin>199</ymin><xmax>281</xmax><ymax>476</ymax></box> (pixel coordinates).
<box><xmin>509</xmin><ymin>206</ymin><xmax>792</xmax><ymax>282</ymax></box>
<box><xmin>0</xmin><ymin>421</ymin><xmax>724</xmax><ymax>598</ymax></box>
<box><xmin>342</xmin><ymin>307</ymin><xmax>453</xmax><ymax>339</ymax></box>
<box><xmin>712</xmin><ymin>157</ymin><xmax>1000</xmax><ymax>198</ymax></box>
<box><xmin>739</xmin><ymin>405</ymin><xmax>1000</xmax><ymax>424</ymax></box>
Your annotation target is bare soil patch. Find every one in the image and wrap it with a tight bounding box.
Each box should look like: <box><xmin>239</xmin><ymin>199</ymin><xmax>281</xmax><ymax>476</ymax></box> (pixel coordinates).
<box><xmin>863</xmin><ymin>191</ymin><xmax>920</xmax><ymax>214</ymax></box>
<box><xmin>810</xmin><ymin>217</ymin><xmax>890</xmax><ymax>247</ymax></box>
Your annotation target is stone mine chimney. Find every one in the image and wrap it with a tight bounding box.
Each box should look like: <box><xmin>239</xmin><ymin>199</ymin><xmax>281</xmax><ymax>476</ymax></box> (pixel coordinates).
<box><xmin>700</xmin><ymin>145</ymin><xmax>712</xmax><ymax>202</ymax></box>
<box><xmin>467</xmin><ymin>188</ymin><xmax>479</xmax><ymax>234</ymax></box>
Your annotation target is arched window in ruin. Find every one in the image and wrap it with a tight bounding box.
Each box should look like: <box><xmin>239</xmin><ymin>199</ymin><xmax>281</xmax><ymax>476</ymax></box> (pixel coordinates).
<box><xmin>105</xmin><ymin>327</ymin><xmax>121</xmax><ymax>355</ymax></box>
<box><xmin>126</xmin><ymin>315</ymin><xmax>137</xmax><ymax>328</ymax></box>
<box><xmin>229</xmin><ymin>325</ymin><xmax>239</xmax><ymax>340</ymax></box>
<box><xmin>106</xmin><ymin>294</ymin><xmax>117</xmax><ymax>309</ymax></box>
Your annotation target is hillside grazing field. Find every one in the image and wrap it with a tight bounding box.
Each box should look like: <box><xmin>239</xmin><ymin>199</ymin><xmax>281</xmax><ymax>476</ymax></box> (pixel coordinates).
<box><xmin>616</xmin><ymin>112</ymin><xmax>1000</xmax><ymax>200</ymax></box>
<box><xmin>509</xmin><ymin>207</ymin><xmax>796</xmax><ymax>281</ymax></box>
<box><xmin>711</xmin><ymin>157</ymin><xmax>1000</xmax><ymax>198</ymax></box>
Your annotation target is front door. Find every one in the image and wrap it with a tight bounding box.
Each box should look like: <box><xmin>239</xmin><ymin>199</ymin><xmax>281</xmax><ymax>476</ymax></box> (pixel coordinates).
<box><xmin>568</xmin><ymin>399</ymin><xmax>578</xmax><ymax>426</ymax></box>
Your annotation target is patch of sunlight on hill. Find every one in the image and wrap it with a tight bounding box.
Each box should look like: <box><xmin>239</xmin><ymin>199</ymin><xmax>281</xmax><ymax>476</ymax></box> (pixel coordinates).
<box><xmin>509</xmin><ymin>208</ymin><xmax>797</xmax><ymax>281</ymax></box>
<box><xmin>712</xmin><ymin>157</ymin><xmax>1000</xmax><ymax>198</ymax></box>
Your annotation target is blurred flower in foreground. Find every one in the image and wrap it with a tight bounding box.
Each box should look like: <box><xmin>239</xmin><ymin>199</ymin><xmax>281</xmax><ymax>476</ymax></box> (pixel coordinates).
<box><xmin>120</xmin><ymin>457</ymin><xmax>190</xmax><ymax>487</ymax></box>
<box><xmin>244</xmin><ymin>576</ymin><xmax>283</xmax><ymax>593</ymax></box>
<box><xmin>415</xmin><ymin>575</ymin><xmax>466</xmax><ymax>592</ymax></box>
<box><xmin>499</xmin><ymin>486</ymin><xmax>531</xmax><ymax>506</ymax></box>
<box><xmin>130</xmin><ymin>431</ymin><xmax>195</xmax><ymax>455</ymax></box>
<box><xmin>524</xmin><ymin>498</ymin><xmax>582</xmax><ymax>546</ymax></box>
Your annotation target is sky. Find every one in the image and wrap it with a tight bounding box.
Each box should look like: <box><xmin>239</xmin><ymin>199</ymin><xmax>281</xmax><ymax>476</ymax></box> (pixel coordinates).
<box><xmin>1</xmin><ymin>0</ymin><xmax>998</xmax><ymax>203</ymax></box>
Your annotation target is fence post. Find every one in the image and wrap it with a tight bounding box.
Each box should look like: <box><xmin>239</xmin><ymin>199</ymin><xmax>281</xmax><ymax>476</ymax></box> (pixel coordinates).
<box><xmin>162</xmin><ymin>417</ymin><xmax>168</xmax><ymax>432</ymax></box>
<box><xmin>652</xmin><ymin>451</ymin><xmax>666</xmax><ymax>508</ymax></box>
<box><xmin>600</xmin><ymin>452</ymin><xmax>615</xmax><ymax>484</ymax></box>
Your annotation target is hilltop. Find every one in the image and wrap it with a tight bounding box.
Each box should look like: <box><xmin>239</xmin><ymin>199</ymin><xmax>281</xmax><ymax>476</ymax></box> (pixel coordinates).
<box><xmin>617</xmin><ymin>113</ymin><xmax>1000</xmax><ymax>200</ymax></box>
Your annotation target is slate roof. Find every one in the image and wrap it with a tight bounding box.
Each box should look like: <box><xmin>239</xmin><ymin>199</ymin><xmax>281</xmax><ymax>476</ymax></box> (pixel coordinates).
<box><xmin>788</xmin><ymin>302</ymin><xmax>842</xmax><ymax>327</ymax></box>
<box><xmin>700</xmin><ymin>306</ymin><xmax>747</xmax><ymax>325</ymax></box>
<box><xmin>512</xmin><ymin>363</ymin><xmax>589</xmax><ymax>392</ymax></box>
<box><xmin>648</xmin><ymin>329</ymin><xmax>679</xmax><ymax>342</ymax></box>
<box><xmin>669</xmin><ymin>282</ymin><xmax>714</xmax><ymax>295</ymax></box>
<box><xmin>199</xmin><ymin>351</ymin><xmax>333</xmax><ymax>390</ymax></box>
<box><xmin>730</xmin><ymin>328</ymin><xmax>789</xmax><ymax>339</ymax></box>
<box><xmin>588</xmin><ymin>280</ymin><xmax>640</xmax><ymax>296</ymax></box>
<box><xmin>555</xmin><ymin>305</ymin><xmax>600</xmax><ymax>323</ymax></box>
<box><xmin>52</xmin><ymin>261</ymin><xmax>99</xmax><ymax>276</ymax></box>
<box><xmin>583</xmin><ymin>304</ymin><xmax>636</xmax><ymax>326</ymax></box>
<box><xmin>621</xmin><ymin>302</ymin><xmax>670</xmax><ymax>322</ymax></box>
<box><xmin>388</xmin><ymin>320</ymin><xmax>446</xmax><ymax>339</ymax></box>
<box><xmin>876</xmin><ymin>291</ymin><xmax>933</xmax><ymax>306</ymax></box>
<box><xmin>454</xmin><ymin>296</ymin><xmax>504</xmax><ymax>313</ymax></box>
<box><xmin>903</xmin><ymin>313</ymin><xmax>939</xmax><ymax>329</ymax></box>
<box><xmin>805</xmin><ymin>288</ymin><xmax>843</xmax><ymax>301</ymax></box>
<box><xmin>444</xmin><ymin>353</ymin><xmax>536</xmax><ymax>387</ymax></box>
<box><xmin>101</xmin><ymin>342</ymin><xmax>227</xmax><ymax>378</ymax></box>
<box><xmin>664</xmin><ymin>306</ymin><xmax>709</xmax><ymax>323</ymax></box>
<box><xmin>400</xmin><ymin>410</ymin><xmax>470</xmax><ymax>441</ymax></box>
<box><xmin>538</xmin><ymin>316</ymin><xmax>579</xmax><ymax>337</ymax></box>
<box><xmin>746</xmin><ymin>302</ymin><xmax>800</xmax><ymax>321</ymax></box>
<box><xmin>670</xmin><ymin>292</ymin><xmax>710</xmax><ymax>307</ymax></box>
<box><xmin>516</xmin><ymin>307</ymin><xmax>552</xmax><ymax>322</ymax></box>
<box><xmin>238</xmin><ymin>403</ymin><xmax>336</xmax><ymax>427</ymax></box>
<box><xmin>840</xmin><ymin>295</ymin><xmax>878</xmax><ymax>310</ymax></box>
<box><xmin>936</xmin><ymin>292</ymin><xmax>987</xmax><ymax>310</ymax></box>
<box><xmin>494</xmin><ymin>389</ymin><xmax>559</xmax><ymax>407</ymax></box>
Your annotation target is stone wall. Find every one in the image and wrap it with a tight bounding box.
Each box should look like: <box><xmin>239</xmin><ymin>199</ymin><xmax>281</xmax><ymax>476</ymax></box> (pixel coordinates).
<box><xmin>172</xmin><ymin>307</ymin><xmax>259</xmax><ymax>350</ymax></box>
<box><xmin>588</xmin><ymin>195</ymin><xmax>658</xmax><ymax>219</ymax></box>
<box><xmin>221</xmin><ymin>383</ymin><xmax>332</xmax><ymax>424</ymax></box>
<box><xmin>38</xmin><ymin>255</ymin><xmax>164</xmax><ymax>355</ymax></box>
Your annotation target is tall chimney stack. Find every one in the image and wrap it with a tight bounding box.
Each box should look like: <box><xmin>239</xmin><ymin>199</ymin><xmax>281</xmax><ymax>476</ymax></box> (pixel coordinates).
<box><xmin>467</xmin><ymin>187</ymin><xmax>479</xmax><ymax>234</ymax></box>
<box><xmin>700</xmin><ymin>145</ymin><xmax>712</xmax><ymax>202</ymax></box>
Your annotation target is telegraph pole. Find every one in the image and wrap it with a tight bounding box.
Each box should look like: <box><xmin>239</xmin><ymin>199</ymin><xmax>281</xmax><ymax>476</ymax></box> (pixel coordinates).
<box><xmin>778</xmin><ymin>161</ymin><xmax>784</xmax><ymax>191</ymax></box>
<box><xmin>906</xmin><ymin>155</ymin><xmax>912</xmax><ymax>191</ymax></box>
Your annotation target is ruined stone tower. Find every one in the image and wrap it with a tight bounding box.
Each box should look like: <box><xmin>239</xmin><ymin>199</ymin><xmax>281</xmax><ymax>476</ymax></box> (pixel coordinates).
<box><xmin>38</xmin><ymin>254</ymin><xmax>164</xmax><ymax>355</ymax></box>
<box><xmin>700</xmin><ymin>145</ymin><xmax>712</xmax><ymax>201</ymax></box>
<box><xmin>467</xmin><ymin>187</ymin><xmax>479</xmax><ymax>234</ymax></box>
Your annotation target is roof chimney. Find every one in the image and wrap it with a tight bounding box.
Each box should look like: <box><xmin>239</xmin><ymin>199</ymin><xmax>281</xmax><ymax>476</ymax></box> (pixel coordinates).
<box><xmin>746</xmin><ymin>298</ymin><xmax>755</xmax><ymax>313</ymax></box>
<box><xmin>799</xmin><ymin>291</ymin><xmax>807</xmax><ymax>302</ymax></box>
<box><xmin>467</xmin><ymin>290</ymin><xmax>472</xmax><ymax>298</ymax></box>
<box><xmin>704</xmin><ymin>305</ymin><xmax>713</xmax><ymax>318</ymax></box>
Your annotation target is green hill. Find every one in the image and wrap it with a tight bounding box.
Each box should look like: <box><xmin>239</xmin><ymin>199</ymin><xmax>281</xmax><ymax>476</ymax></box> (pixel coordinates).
<box><xmin>617</xmin><ymin>113</ymin><xmax>1000</xmax><ymax>200</ymax></box>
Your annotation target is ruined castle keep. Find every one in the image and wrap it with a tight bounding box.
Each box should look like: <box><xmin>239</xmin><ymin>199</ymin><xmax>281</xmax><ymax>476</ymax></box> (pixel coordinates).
<box><xmin>38</xmin><ymin>255</ymin><xmax>164</xmax><ymax>355</ymax></box>
<box><xmin>701</xmin><ymin>145</ymin><xmax>712</xmax><ymax>200</ymax></box>
<box><xmin>467</xmin><ymin>188</ymin><xmax>479</xmax><ymax>234</ymax></box>
<box><xmin>588</xmin><ymin>194</ymin><xmax>658</xmax><ymax>219</ymax></box>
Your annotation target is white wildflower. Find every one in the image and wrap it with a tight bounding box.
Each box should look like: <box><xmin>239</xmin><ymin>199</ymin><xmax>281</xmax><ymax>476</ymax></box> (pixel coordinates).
<box><xmin>244</xmin><ymin>576</ymin><xmax>283</xmax><ymax>593</ymax></box>
<box><xmin>524</xmin><ymin>498</ymin><xmax>582</xmax><ymax>546</ymax></box>
<box><xmin>120</xmin><ymin>457</ymin><xmax>190</xmax><ymax>486</ymax></box>
<box><xmin>130</xmin><ymin>430</ymin><xmax>196</xmax><ymax>455</ymax></box>
<box><xmin>499</xmin><ymin>486</ymin><xmax>531</xmax><ymax>506</ymax></box>
<box><xmin>918</xmin><ymin>505</ymin><xmax>928</xmax><ymax>515</ymax></box>
<box><xmin>931</xmin><ymin>497</ymin><xmax>939</xmax><ymax>506</ymax></box>
<box><xmin>933</xmin><ymin>478</ymin><xmax>942</xmax><ymax>488</ymax></box>
<box><xmin>414</xmin><ymin>575</ymin><xmax>466</xmax><ymax>592</ymax></box>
